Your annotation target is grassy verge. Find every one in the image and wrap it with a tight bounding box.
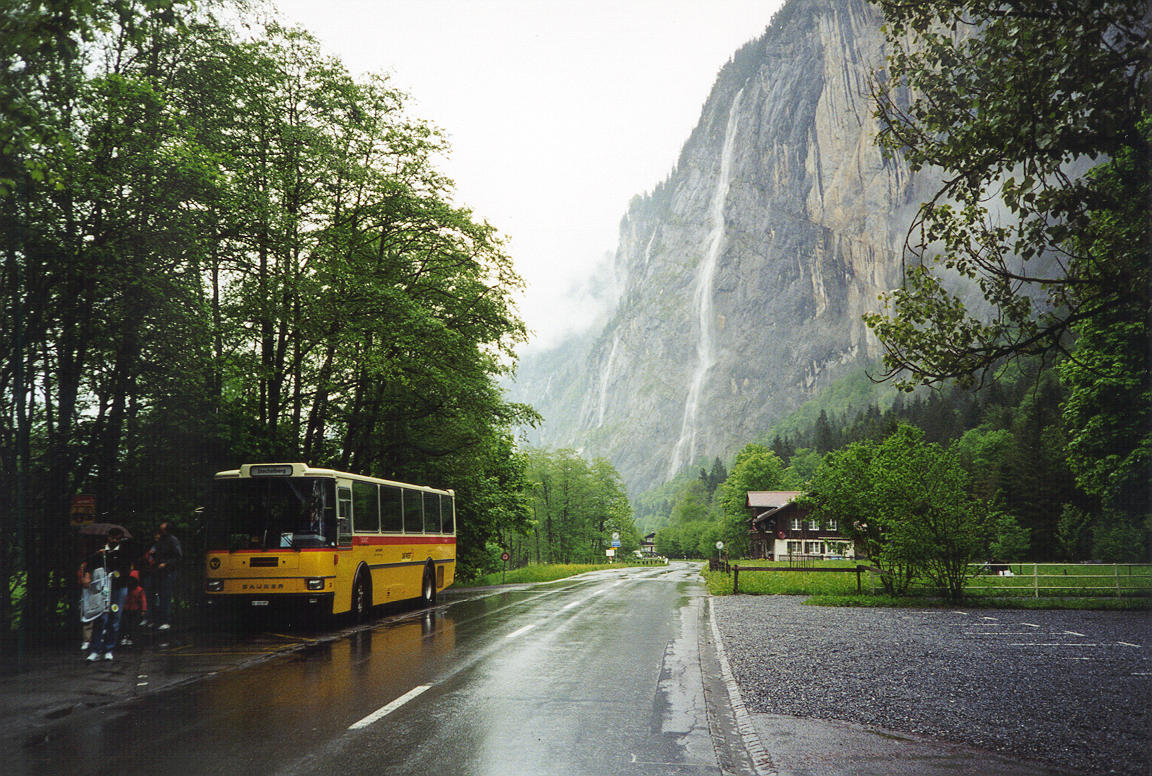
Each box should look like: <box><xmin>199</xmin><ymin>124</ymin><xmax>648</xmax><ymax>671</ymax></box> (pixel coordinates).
<box><xmin>701</xmin><ymin>563</ymin><xmax>861</xmax><ymax>597</ymax></box>
<box><xmin>463</xmin><ymin>563</ymin><xmax>621</xmax><ymax>587</ymax></box>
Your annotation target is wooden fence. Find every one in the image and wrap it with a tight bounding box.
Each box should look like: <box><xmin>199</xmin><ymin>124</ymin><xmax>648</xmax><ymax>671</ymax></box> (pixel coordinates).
<box><xmin>966</xmin><ymin>563</ymin><xmax>1152</xmax><ymax>598</ymax></box>
<box><xmin>721</xmin><ymin>561</ymin><xmax>1152</xmax><ymax>598</ymax></box>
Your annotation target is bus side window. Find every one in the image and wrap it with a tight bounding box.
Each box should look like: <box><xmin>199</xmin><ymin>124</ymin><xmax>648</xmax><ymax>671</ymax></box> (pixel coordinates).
<box><xmin>423</xmin><ymin>491</ymin><xmax>440</xmax><ymax>533</ymax></box>
<box><xmin>441</xmin><ymin>494</ymin><xmax>455</xmax><ymax>535</ymax></box>
<box><xmin>353</xmin><ymin>480</ymin><xmax>380</xmax><ymax>533</ymax></box>
<box><xmin>402</xmin><ymin>489</ymin><xmax>423</xmax><ymax>534</ymax></box>
<box><xmin>337</xmin><ymin>486</ymin><xmax>353</xmax><ymax>546</ymax></box>
<box><xmin>380</xmin><ymin>485</ymin><xmax>403</xmax><ymax>532</ymax></box>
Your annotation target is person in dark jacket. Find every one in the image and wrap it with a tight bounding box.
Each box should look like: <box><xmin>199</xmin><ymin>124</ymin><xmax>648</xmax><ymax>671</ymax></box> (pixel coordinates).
<box><xmin>152</xmin><ymin>521</ymin><xmax>182</xmax><ymax>630</ymax></box>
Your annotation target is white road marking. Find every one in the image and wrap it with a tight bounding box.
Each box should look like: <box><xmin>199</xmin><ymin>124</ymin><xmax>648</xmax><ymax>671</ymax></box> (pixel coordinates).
<box><xmin>506</xmin><ymin>624</ymin><xmax>537</xmax><ymax>639</ymax></box>
<box><xmin>966</xmin><ymin>632</ymin><xmax>1058</xmax><ymax>636</ymax></box>
<box><xmin>1118</xmin><ymin>642</ymin><xmax>1140</xmax><ymax>648</ymax></box>
<box><xmin>1022</xmin><ymin>623</ymin><xmax>1040</xmax><ymax>628</ymax></box>
<box><xmin>350</xmin><ymin>685</ymin><xmax>430</xmax><ymax>729</ymax></box>
<box><xmin>561</xmin><ymin>600</ymin><xmax>582</xmax><ymax>611</ymax></box>
<box><xmin>708</xmin><ymin>599</ymin><xmax>774</xmax><ymax>776</ymax></box>
<box><xmin>1065</xmin><ymin>631</ymin><xmax>1087</xmax><ymax>637</ymax></box>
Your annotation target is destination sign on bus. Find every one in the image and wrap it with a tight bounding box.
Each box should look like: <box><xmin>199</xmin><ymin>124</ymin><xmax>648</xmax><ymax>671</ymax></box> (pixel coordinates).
<box><xmin>249</xmin><ymin>464</ymin><xmax>295</xmax><ymax>477</ymax></box>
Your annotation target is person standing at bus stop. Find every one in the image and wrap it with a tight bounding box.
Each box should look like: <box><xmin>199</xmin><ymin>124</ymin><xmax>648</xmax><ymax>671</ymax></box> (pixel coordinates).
<box><xmin>152</xmin><ymin>521</ymin><xmax>182</xmax><ymax>631</ymax></box>
<box><xmin>88</xmin><ymin>526</ymin><xmax>134</xmax><ymax>661</ymax></box>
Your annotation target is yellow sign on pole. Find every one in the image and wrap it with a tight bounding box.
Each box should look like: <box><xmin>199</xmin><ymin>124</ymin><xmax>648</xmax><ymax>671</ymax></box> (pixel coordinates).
<box><xmin>70</xmin><ymin>494</ymin><xmax>96</xmax><ymax>526</ymax></box>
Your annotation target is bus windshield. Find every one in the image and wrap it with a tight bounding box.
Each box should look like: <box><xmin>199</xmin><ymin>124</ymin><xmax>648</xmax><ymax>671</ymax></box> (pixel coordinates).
<box><xmin>206</xmin><ymin>478</ymin><xmax>336</xmax><ymax>550</ymax></box>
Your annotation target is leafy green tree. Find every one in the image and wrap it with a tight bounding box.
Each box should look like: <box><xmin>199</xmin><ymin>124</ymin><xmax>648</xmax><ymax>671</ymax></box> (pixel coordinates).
<box><xmin>670</xmin><ymin>479</ymin><xmax>711</xmax><ymax>526</ymax></box>
<box><xmin>517</xmin><ymin>449</ymin><xmax>637</xmax><ymax>567</ymax></box>
<box><xmin>655</xmin><ymin>525</ymin><xmax>683</xmax><ymax>559</ymax></box>
<box><xmin>805</xmin><ymin>440</ymin><xmax>910</xmax><ymax>592</ymax></box>
<box><xmin>0</xmin><ymin>3</ymin><xmax>538</xmax><ymax>644</ymax></box>
<box><xmin>1057</xmin><ymin>131</ymin><xmax>1151</xmax><ymax>551</ymax></box>
<box><xmin>866</xmin><ymin>0</ymin><xmax>1150</xmax><ymax>563</ymax></box>
<box><xmin>1055</xmin><ymin>505</ymin><xmax>1093</xmax><ymax>562</ymax></box>
<box><xmin>807</xmin><ymin>425</ymin><xmax>993</xmax><ymax>599</ymax></box>
<box><xmin>715</xmin><ymin>443</ymin><xmax>786</xmax><ymax>557</ymax></box>
<box><xmin>781</xmin><ymin>448</ymin><xmax>822</xmax><ymax>489</ymax></box>
<box><xmin>989</xmin><ymin>514</ymin><xmax>1031</xmax><ymax>562</ymax></box>
<box><xmin>867</xmin><ymin>0</ymin><xmax>1149</xmax><ymax>388</ymax></box>
<box><xmin>953</xmin><ymin>427</ymin><xmax>1013</xmax><ymax>502</ymax></box>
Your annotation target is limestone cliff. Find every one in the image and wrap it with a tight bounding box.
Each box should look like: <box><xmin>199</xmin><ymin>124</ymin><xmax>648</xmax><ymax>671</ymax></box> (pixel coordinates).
<box><xmin>511</xmin><ymin>0</ymin><xmax>937</xmax><ymax>495</ymax></box>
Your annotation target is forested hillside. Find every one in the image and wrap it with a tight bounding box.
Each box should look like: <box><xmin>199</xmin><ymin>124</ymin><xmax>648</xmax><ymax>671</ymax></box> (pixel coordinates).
<box><xmin>641</xmin><ymin>359</ymin><xmax>1118</xmax><ymax>564</ymax></box>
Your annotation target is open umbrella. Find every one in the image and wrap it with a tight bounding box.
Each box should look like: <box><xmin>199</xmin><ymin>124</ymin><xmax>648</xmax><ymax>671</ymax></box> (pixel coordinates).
<box><xmin>77</xmin><ymin>522</ymin><xmax>132</xmax><ymax>540</ymax></box>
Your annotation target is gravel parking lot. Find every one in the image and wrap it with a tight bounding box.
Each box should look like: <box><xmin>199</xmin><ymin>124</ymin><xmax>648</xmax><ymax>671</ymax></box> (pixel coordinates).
<box><xmin>712</xmin><ymin>596</ymin><xmax>1151</xmax><ymax>775</ymax></box>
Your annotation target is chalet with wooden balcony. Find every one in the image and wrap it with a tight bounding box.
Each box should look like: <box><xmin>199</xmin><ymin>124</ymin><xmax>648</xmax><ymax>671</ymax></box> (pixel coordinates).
<box><xmin>640</xmin><ymin>532</ymin><xmax>657</xmax><ymax>557</ymax></box>
<box><xmin>746</xmin><ymin>491</ymin><xmax>855</xmax><ymax>560</ymax></box>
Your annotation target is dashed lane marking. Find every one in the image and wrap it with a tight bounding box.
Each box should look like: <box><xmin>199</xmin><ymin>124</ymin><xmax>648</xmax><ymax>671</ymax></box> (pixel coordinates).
<box><xmin>349</xmin><ymin>685</ymin><xmax>430</xmax><ymax>730</ymax></box>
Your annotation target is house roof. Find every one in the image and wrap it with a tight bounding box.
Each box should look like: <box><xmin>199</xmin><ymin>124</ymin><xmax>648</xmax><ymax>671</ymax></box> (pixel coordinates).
<box><xmin>745</xmin><ymin>491</ymin><xmax>804</xmax><ymax>508</ymax></box>
<box><xmin>747</xmin><ymin>491</ymin><xmax>806</xmax><ymax>531</ymax></box>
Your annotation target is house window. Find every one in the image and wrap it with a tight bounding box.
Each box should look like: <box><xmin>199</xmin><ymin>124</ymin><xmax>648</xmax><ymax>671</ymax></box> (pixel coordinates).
<box><xmin>828</xmin><ymin>519</ymin><xmax>837</xmax><ymax>532</ymax></box>
<box><xmin>787</xmin><ymin>541</ymin><xmax>802</xmax><ymax>555</ymax></box>
<box><xmin>791</xmin><ymin>518</ymin><xmax>802</xmax><ymax>531</ymax></box>
<box><xmin>805</xmin><ymin>541</ymin><xmax>825</xmax><ymax>555</ymax></box>
<box><xmin>807</xmin><ymin>520</ymin><xmax>820</xmax><ymax>531</ymax></box>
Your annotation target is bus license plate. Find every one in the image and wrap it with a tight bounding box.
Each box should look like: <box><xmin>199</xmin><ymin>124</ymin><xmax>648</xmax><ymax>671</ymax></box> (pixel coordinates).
<box><xmin>251</xmin><ymin>600</ymin><xmax>269</xmax><ymax>606</ymax></box>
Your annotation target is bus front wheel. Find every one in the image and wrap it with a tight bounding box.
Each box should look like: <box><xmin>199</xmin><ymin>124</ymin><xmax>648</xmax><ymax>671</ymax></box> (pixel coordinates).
<box><xmin>352</xmin><ymin>571</ymin><xmax>371</xmax><ymax>622</ymax></box>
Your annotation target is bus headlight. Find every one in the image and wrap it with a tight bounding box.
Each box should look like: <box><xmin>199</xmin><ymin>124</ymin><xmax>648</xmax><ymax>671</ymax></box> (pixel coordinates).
<box><xmin>306</xmin><ymin>578</ymin><xmax>325</xmax><ymax>591</ymax></box>
<box><xmin>206</xmin><ymin>580</ymin><xmax>224</xmax><ymax>592</ymax></box>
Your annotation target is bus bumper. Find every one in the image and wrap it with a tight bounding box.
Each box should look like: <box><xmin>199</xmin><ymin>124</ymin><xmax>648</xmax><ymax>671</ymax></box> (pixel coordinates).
<box><xmin>204</xmin><ymin>592</ymin><xmax>335</xmax><ymax>612</ymax></box>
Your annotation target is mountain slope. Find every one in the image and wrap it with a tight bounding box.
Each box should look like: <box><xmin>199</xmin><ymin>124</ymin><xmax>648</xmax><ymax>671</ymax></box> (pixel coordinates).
<box><xmin>511</xmin><ymin>0</ymin><xmax>938</xmax><ymax>495</ymax></box>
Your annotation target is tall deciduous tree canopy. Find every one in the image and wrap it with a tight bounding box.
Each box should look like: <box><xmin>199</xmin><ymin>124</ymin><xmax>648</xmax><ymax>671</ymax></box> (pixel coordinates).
<box><xmin>1</xmin><ymin>0</ymin><xmax>533</xmax><ymax>648</ymax></box>
<box><xmin>805</xmin><ymin>424</ymin><xmax>994</xmax><ymax>600</ymax></box>
<box><xmin>512</xmin><ymin>449</ymin><xmax>636</xmax><ymax>570</ymax></box>
<box><xmin>865</xmin><ymin>0</ymin><xmax>1150</xmax><ymax>539</ymax></box>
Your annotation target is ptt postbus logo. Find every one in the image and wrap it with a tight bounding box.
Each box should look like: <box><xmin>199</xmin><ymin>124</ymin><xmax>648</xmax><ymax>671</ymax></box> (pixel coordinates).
<box><xmin>209</xmin><ymin>558</ymin><xmax>221</xmax><ymax>570</ymax></box>
<box><xmin>241</xmin><ymin>583</ymin><xmax>286</xmax><ymax>590</ymax></box>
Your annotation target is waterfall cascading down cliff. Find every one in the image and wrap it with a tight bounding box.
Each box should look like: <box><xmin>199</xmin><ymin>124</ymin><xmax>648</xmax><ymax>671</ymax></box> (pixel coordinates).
<box><xmin>667</xmin><ymin>87</ymin><xmax>745</xmax><ymax>479</ymax></box>
<box><xmin>509</xmin><ymin>0</ymin><xmax>937</xmax><ymax>496</ymax></box>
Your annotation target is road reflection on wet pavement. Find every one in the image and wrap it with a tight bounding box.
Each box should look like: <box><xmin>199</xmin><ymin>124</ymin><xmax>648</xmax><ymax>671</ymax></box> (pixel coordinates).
<box><xmin>13</xmin><ymin>563</ymin><xmax>736</xmax><ymax>776</ymax></box>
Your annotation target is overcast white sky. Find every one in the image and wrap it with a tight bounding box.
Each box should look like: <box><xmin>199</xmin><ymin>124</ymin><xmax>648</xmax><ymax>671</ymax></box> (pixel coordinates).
<box><xmin>274</xmin><ymin>0</ymin><xmax>785</xmax><ymax>352</ymax></box>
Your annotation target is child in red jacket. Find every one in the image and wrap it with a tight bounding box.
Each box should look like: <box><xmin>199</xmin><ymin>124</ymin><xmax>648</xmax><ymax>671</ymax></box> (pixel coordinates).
<box><xmin>120</xmin><ymin>569</ymin><xmax>148</xmax><ymax>647</ymax></box>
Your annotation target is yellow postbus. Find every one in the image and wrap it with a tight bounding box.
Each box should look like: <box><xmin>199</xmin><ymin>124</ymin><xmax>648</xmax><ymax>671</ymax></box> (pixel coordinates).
<box><xmin>203</xmin><ymin>463</ymin><xmax>455</xmax><ymax>618</ymax></box>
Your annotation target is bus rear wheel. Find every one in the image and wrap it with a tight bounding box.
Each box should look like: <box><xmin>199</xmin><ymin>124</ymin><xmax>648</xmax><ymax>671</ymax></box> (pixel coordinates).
<box><xmin>420</xmin><ymin>565</ymin><xmax>436</xmax><ymax>607</ymax></box>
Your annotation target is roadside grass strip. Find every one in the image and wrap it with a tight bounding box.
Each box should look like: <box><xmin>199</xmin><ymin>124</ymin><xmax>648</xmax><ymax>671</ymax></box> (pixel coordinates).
<box><xmin>468</xmin><ymin>563</ymin><xmax>622</xmax><ymax>587</ymax></box>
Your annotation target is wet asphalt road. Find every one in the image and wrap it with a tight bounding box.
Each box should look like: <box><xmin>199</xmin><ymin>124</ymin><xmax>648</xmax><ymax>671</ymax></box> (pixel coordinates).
<box><xmin>12</xmin><ymin>563</ymin><xmax>745</xmax><ymax>775</ymax></box>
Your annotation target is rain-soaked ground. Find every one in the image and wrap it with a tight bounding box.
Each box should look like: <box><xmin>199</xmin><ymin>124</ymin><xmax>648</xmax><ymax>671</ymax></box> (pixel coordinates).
<box><xmin>10</xmin><ymin>563</ymin><xmax>751</xmax><ymax>775</ymax></box>
<box><xmin>9</xmin><ymin>562</ymin><xmax>1129</xmax><ymax>775</ymax></box>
